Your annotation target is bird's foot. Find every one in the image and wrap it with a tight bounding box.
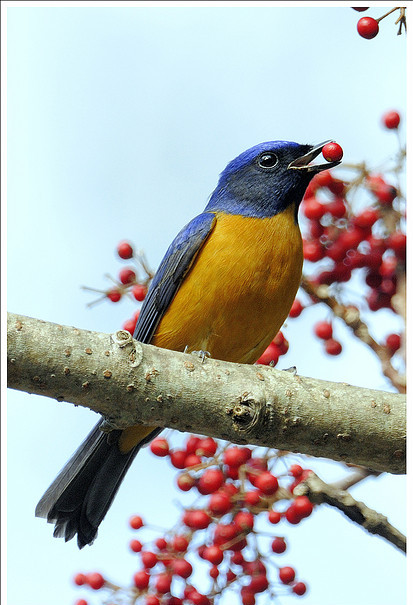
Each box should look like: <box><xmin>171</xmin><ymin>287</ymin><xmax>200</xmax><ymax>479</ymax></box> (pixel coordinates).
<box><xmin>191</xmin><ymin>349</ymin><xmax>211</xmax><ymax>363</ymax></box>
<box><xmin>282</xmin><ymin>366</ymin><xmax>297</xmax><ymax>376</ymax></box>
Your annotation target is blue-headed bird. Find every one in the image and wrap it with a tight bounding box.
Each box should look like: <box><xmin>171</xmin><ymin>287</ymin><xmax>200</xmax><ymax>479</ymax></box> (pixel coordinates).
<box><xmin>36</xmin><ymin>140</ymin><xmax>340</xmax><ymax>547</ymax></box>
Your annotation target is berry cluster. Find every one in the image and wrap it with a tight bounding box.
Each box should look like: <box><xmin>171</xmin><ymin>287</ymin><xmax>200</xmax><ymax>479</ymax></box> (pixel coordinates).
<box><xmin>83</xmin><ymin>242</ymin><xmax>152</xmax><ymax>319</ymax></box>
<box><xmin>352</xmin><ymin>7</ymin><xmax>407</xmax><ymax>39</ymax></box>
<box><xmin>73</xmin><ymin>435</ymin><xmax>313</xmax><ymax>605</ymax></box>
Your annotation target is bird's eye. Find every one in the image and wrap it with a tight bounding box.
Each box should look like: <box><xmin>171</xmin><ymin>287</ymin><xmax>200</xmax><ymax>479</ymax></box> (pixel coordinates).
<box><xmin>258</xmin><ymin>152</ymin><xmax>278</xmax><ymax>169</ymax></box>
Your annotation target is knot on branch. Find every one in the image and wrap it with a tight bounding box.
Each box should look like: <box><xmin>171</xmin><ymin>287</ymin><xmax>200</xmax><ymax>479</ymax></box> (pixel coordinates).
<box><xmin>111</xmin><ymin>330</ymin><xmax>143</xmax><ymax>367</ymax></box>
<box><xmin>226</xmin><ymin>392</ymin><xmax>270</xmax><ymax>434</ymax></box>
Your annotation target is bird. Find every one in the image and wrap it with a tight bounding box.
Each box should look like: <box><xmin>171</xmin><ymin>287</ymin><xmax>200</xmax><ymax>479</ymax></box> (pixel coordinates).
<box><xmin>35</xmin><ymin>139</ymin><xmax>340</xmax><ymax>548</ymax></box>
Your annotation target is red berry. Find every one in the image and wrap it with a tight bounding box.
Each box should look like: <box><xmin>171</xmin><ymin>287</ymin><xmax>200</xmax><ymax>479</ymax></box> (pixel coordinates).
<box><xmin>87</xmin><ymin>573</ymin><xmax>105</xmax><ymax>590</ymax></box>
<box><xmin>285</xmin><ymin>505</ymin><xmax>301</xmax><ymax>525</ymax></box>
<box><xmin>150</xmin><ymin>438</ymin><xmax>169</xmax><ymax>457</ymax></box>
<box><xmin>129</xmin><ymin>515</ymin><xmax>144</xmax><ymax>530</ymax></box>
<box><xmin>130</xmin><ymin>539</ymin><xmax>143</xmax><ymax>552</ymax></box>
<box><xmin>177</xmin><ymin>473</ymin><xmax>196</xmax><ymax>492</ymax></box>
<box><xmin>376</xmin><ymin>183</ymin><xmax>397</xmax><ymax>206</ymax></box>
<box><xmin>231</xmin><ymin>552</ymin><xmax>245</xmax><ymax>566</ymax></box>
<box><xmin>268</xmin><ymin>510</ymin><xmax>281</xmax><ymax>524</ymax></box>
<box><xmin>107</xmin><ymin>288</ymin><xmax>122</xmax><ymax>302</ymax></box>
<box><xmin>119</xmin><ymin>268</ymin><xmax>136</xmax><ymax>285</ymax></box>
<box><xmin>365</xmin><ymin>271</ymin><xmax>382</xmax><ymax>289</ymax></box>
<box><xmin>387</xmin><ymin>231</ymin><xmax>406</xmax><ymax>260</ymax></box>
<box><xmin>244</xmin><ymin>490</ymin><xmax>261</xmax><ymax>507</ymax></box>
<box><xmin>234</xmin><ymin>511</ymin><xmax>254</xmax><ymax>532</ymax></box>
<box><xmin>309</xmin><ymin>219</ymin><xmax>325</xmax><ymax>239</ymax></box>
<box><xmin>172</xmin><ymin>558</ymin><xmax>193</xmax><ymax>578</ymax></box>
<box><xmin>197</xmin><ymin>468</ymin><xmax>225</xmax><ymax>495</ymax></box>
<box><xmin>272</xmin><ymin>331</ymin><xmax>289</xmax><ymax>355</ymax></box>
<box><xmin>353</xmin><ymin>207</ymin><xmax>380</xmax><ymax>228</ymax></box>
<box><xmin>223</xmin><ymin>447</ymin><xmax>251</xmax><ymax>467</ymax></box>
<box><xmin>303</xmin><ymin>240</ymin><xmax>324</xmax><ymax>262</ymax></box>
<box><xmin>325</xmin><ymin>240</ymin><xmax>347</xmax><ymax>263</ymax></box>
<box><xmin>73</xmin><ymin>573</ymin><xmax>87</xmax><ymax>586</ymax></box>
<box><xmin>146</xmin><ymin>597</ymin><xmax>160</xmax><ymax>605</ymax></box>
<box><xmin>322</xmin><ymin>142</ymin><xmax>343</xmax><ymax>163</ymax></box>
<box><xmin>248</xmin><ymin>574</ymin><xmax>269</xmax><ymax>593</ymax></box>
<box><xmin>186</xmin><ymin>435</ymin><xmax>201</xmax><ymax>454</ymax></box>
<box><xmin>256</xmin><ymin>342</ymin><xmax>279</xmax><ymax>365</ymax></box>
<box><xmin>254</xmin><ymin>471</ymin><xmax>279</xmax><ymax>495</ymax></box>
<box><xmin>183</xmin><ymin>509</ymin><xmax>211</xmax><ymax>530</ymax></box>
<box><xmin>122</xmin><ymin>317</ymin><xmax>137</xmax><ymax>335</ymax></box>
<box><xmin>357</xmin><ymin>16</ymin><xmax>379</xmax><ymax>39</ymax></box>
<box><xmin>165</xmin><ymin>598</ymin><xmax>182</xmax><ymax>605</ymax></box>
<box><xmin>279</xmin><ymin>566</ymin><xmax>296</xmax><ymax>585</ymax></box>
<box><xmin>271</xmin><ymin>537</ymin><xmax>287</xmax><ymax>553</ymax></box>
<box><xmin>169</xmin><ymin>450</ymin><xmax>187</xmax><ymax>469</ymax></box>
<box><xmin>340</xmin><ymin>227</ymin><xmax>365</xmax><ymax>249</ymax></box>
<box><xmin>155</xmin><ymin>573</ymin><xmax>172</xmax><ymax>594</ymax></box>
<box><xmin>196</xmin><ymin>437</ymin><xmax>218</xmax><ymax>457</ymax></box>
<box><xmin>184</xmin><ymin>454</ymin><xmax>202</xmax><ymax>468</ymax></box>
<box><xmin>117</xmin><ymin>241</ymin><xmax>134</xmax><ymax>259</ymax></box>
<box><xmin>141</xmin><ymin>551</ymin><xmax>158</xmax><ymax>568</ymax></box>
<box><xmin>382</xmin><ymin>111</ymin><xmax>401</xmax><ymax>130</ymax></box>
<box><xmin>293</xmin><ymin>495</ymin><xmax>314</xmax><ymax>518</ymax></box>
<box><xmin>303</xmin><ymin>198</ymin><xmax>325</xmax><ymax>220</ymax></box>
<box><xmin>313</xmin><ymin>170</ymin><xmax>334</xmax><ymax>188</ymax></box>
<box><xmin>204</xmin><ymin>545</ymin><xmax>224</xmax><ymax>565</ymax></box>
<box><xmin>245</xmin><ymin>458</ymin><xmax>267</xmax><ymax>485</ymax></box>
<box><xmin>292</xmin><ymin>582</ymin><xmax>307</xmax><ymax>595</ymax></box>
<box><xmin>132</xmin><ymin>284</ymin><xmax>147</xmax><ymax>301</ymax></box>
<box><xmin>352</xmin><ymin>7</ymin><xmax>369</xmax><ymax>11</ymax></box>
<box><xmin>314</xmin><ymin>321</ymin><xmax>333</xmax><ymax>340</ymax></box>
<box><xmin>289</xmin><ymin>464</ymin><xmax>303</xmax><ymax>478</ymax></box>
<box><xmin>208</xmin><ymin>492</ymin><xmax>233</xmax><ymax>515</ymax></box>
<box><xmin>326</xmin><ymin>197</ymin><xmax>346</xmax><ymax>218</ymax></box>
<box><xmin>386</xmin><ymin>333</ymin><xmax>401</xmax><ymax>353</ymax></box>
<box><xmin>190</xmin><ymin>592</ymin><xmax>210</xmax><ymax>605</ymax></box>
<box><xmin>172</xmin><ymin>535</ymin><xmax>189</xmax><ymax>552</ymax></box>
<box><xmin>324</xmin><ymin>338</ymin><xmax>342</xmax><ymax>356</ymax></box>
<box><xmin>289</xmin><ymin>299</ymin><xmax>303</xmax><ymax>318</ymax></box>
<box><xmin>213</xmin><ymin>523</ymin><xmax>238</xmax><ymax>546</ymax></box>
<box><xmin>210</xmin><ymin>566</ymin><xmax>220</xmax><ymax>579</ymax></box>
<box><xmin>241</xmin><ymin>588</ymin><xmax>255</xmax><ymax>605</ymax></box>
<box><xmin>155</xmin><ymin>537</ymin><xmax>168</xmax><ymax>550</ymax></box>
<box><xmin>75</xmin><ymin>601</ymin><xmax>88</xmax><ymax>605</ymax></box>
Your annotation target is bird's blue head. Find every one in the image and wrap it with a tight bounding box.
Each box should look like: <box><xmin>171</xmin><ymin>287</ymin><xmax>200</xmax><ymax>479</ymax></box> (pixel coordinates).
<box><xmin>205</xmin><ymin>140</ymin><xmax>341</xmax><ymax>220</ymax></box>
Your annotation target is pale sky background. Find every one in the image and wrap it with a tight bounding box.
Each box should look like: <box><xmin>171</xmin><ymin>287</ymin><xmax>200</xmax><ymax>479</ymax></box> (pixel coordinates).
<box><xmin>4</xmin><ymin>4</ymin><xmax>407</xmax><ymax>605</ymax></box>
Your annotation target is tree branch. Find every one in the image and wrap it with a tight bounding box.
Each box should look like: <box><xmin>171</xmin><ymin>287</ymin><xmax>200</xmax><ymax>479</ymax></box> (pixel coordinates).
<box><xmin>301</xmin><ymin>277</ymin><xmax>406</xmax><ymax>394</ymax></box>
<box><xmin>294</xmin><ymin>472</ymin><xmax>406</xmax><ymax>553</ymax></box>
<box><xmin>7</xmin><ymin>312</ymin><xmax>406</xmax><ymax>474</ymax></box>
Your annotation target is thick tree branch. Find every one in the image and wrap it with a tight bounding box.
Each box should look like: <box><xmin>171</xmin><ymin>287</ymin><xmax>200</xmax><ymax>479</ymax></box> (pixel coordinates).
<box><xmin>7</xmin><ymin>312</ymin><xmax>406</xmax><ymax>474</ymax></box>
<box><xmin>294</xmin><ymin>472</ymin><xmax>406</xmax><ymax>553</ymax></box>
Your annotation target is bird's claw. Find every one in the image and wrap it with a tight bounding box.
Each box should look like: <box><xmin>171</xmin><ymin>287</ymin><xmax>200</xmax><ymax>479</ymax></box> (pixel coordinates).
<box><xmin>282</xmin><ymin>366</ymin><xmax>297</xmax><ymax>376</ymax></box>
<box><xmin>191</xmin><ymin>349</ymin><xmax>211</xmax><ymax>363</ymax></box>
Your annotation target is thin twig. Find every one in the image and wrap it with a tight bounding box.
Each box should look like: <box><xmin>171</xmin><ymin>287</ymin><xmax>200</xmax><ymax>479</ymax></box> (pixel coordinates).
<box><xmin>294</xmin><ymin>472</ymin><xmax>406</xmax><ymax>553</ymax></box>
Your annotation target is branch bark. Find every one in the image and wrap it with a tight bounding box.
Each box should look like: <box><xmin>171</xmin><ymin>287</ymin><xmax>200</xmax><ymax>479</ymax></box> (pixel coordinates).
<box><xmin>294</xmin><ymin>472</ymin><xmax>406</xmax><ymax>553</ymax></box>
<box><xmin>7</xmin><ymin>312</ymin><xmax>406</xmax><ymax>474</ymax></box>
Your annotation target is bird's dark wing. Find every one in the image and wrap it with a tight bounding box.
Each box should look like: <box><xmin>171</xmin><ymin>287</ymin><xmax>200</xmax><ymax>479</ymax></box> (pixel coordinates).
<box><xmin>133</xmin><ymin>211</ymin><xmax>217</xmax><ymax>344</ymax></box>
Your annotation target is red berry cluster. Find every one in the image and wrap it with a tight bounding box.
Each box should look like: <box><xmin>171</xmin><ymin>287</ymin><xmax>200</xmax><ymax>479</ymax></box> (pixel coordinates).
<box><xmin>353</xmin><ymin>7</ymin><xmax>406</xmax><ymax>39</ymax></box>
<box><xmin>84</xmin><ymin>241</ymin><xmax>151</xmax><ymax>320</ymax></box>
<box><xmin>313</xmin><ymin>321</ymin><xmax>342</xmax><ymax>356</ymax></box>
<box><xmin>74</xmin><ymin>436</ymin><xmax>312</xmax><ymax>605</ymax></box>
<box><xmin>300</xmin><ymin>137</ymin><xmax>404</xmax><ymax>316</ymax></box>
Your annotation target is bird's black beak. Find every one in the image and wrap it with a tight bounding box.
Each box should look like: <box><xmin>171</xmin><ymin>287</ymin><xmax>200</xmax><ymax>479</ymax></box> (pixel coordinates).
<box><xmin>288</xmin><ymin>140</ymin><xmax>342</xmax><ymax>173</ymax></box>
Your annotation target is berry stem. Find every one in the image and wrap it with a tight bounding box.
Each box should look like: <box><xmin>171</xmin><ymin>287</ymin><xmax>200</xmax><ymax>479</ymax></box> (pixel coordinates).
<box><xmin>376</xmin><ymin>6</ymin><xmax>400</xmax><ymax>23</ymax></box>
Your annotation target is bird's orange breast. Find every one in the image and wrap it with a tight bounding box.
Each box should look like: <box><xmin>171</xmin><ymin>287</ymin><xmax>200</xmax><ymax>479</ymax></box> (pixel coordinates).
<box><xmin>152</xmin><ymin>205</ymin><xmax>303</xmax><ymax>364</ymax></box>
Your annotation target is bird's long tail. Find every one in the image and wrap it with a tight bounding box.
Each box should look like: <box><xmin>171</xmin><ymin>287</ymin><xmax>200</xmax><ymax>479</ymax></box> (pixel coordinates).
<box><xmin>35</xmin><ymin>421</ymin><xmax>160</xmax><ymax>548</ymax></box>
